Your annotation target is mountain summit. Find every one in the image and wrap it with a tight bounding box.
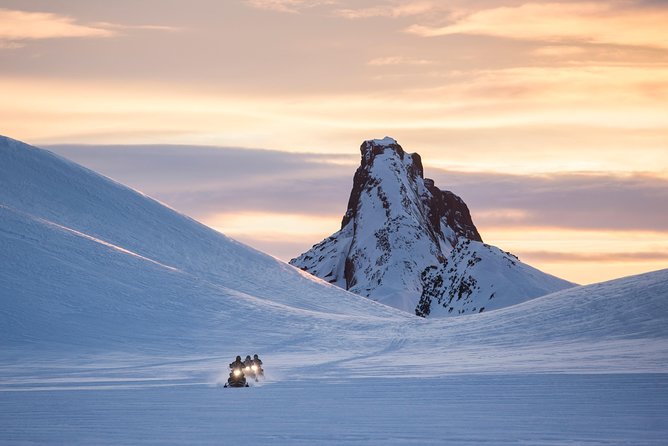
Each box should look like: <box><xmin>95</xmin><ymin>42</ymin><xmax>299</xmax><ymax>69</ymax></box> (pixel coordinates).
<box><xmin>291</xmin><ymin>137</ymin><xmax>574</xmax><ymax>316</ymax></box>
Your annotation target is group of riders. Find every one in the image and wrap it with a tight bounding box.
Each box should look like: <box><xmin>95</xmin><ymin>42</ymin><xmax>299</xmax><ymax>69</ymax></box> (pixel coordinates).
<box><xmin>225</xmin><ymin>354</ymin><xmax>264</xmax><ymax>387</ymax></box>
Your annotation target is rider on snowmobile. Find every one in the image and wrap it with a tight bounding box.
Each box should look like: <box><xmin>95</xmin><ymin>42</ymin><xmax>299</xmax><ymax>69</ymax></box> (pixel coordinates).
<box><xmin>229</xmin><ymin>355</ymin><xmax>245</xmax><ymax>371</ymax></box>
<box><xmin>251</xmin><ymin>354</ymin><xmax>264</xmax><ymax>377</ymax></box>
<box><xmin>225</xmin><ymin>355</ymin><xmax>248</xmax><ymax>387</ymax></box>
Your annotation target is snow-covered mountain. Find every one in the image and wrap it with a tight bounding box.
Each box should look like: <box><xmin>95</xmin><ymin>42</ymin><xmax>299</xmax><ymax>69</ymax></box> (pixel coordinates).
<box><xmin>291</xmin><ymin>137</ymin><xmax>574</xmax><ymax>316</ymax></box>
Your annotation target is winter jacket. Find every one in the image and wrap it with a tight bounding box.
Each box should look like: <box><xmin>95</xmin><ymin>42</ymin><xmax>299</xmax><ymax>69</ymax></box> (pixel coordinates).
<box><xmin>229</xmin><ymin>360</ymin><xmax>244</xmax><ymax>370</ymax></box>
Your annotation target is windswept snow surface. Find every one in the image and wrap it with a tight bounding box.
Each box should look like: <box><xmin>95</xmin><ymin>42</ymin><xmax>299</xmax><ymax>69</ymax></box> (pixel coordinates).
<box><xmin>1</xmin><ymin>135</ymin><xmax>668</xmax><ymax>444</ymax></box>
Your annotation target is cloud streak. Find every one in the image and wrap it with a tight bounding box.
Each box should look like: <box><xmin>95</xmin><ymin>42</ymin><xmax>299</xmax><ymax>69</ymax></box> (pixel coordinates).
<box><xmin>0</xmin><ymin>8</ymin><xmax>178</xmax><ymax>44</ymax></box>
<box><xmin>433</xmin><ymin>170</ymin><xmax>668</xmax><ymax>233</ymax></box>
<box><xmin>245</xmin><ymin>0</ymin><xmax>336</xmax><ymax>13</ymax></box>
<box><xmin>520</xmin><ymin>250</ymin><xmax>668</xmax><ymax>263</ymax></box>
<box><xmin>0</xmin><ymin>8</ymin><xmax>115</xmax><ymax>40</ymax></box>
<box><xmin>48</xmin><ymin>144</ymin><xmax>668</xmax><ymax>233</ymax></box>
<box><xmin>406</xmin><ymin>2</ymin><xmax>668</xmax><ymax>49</ymax></box>
<box><xmin>367</xmin><ymin>56</ymin><xmax>434</xmax><ymax>66</ymax></box>
<box><xmin>335</xmin><ymin>2</ymin><xmax>438</xmax><ymax>19</ymax></box>
<box><xmin>46</xmin><ymin>144</ymin><xmax>355</xmax><ymax>218</ymax></box>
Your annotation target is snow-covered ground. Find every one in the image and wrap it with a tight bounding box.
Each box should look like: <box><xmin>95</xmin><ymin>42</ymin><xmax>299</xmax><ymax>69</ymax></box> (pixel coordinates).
<box><xmin>1</xmin><ymin>136</ymin><xmax>667</xmax><ymax>444</ymax></box>
<box><xmin>3</xmin><ymin>375</ymin><xmax>667</xmax><ymax>445</ymax></box>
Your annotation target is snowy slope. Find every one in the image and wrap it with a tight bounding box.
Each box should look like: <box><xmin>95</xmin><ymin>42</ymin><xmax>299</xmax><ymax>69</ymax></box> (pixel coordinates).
<box><xmin>417</xmin><ymin>239</ymin><xmax>576</xmax><ymax>317</ymax></box>
<box><xmin>405</xmin><ymin>267</ymin><xmax>668</xmax><ymax>374</ymax></box>
<box><xmin>1</xmin><ymin>135</ymin><xmax>667</xmax><ymax>444</ymax></box>
<box><xmin>0</xmin><ymin>135</ymin><xmax>406</xmax><ymax>353</ymax></box>
<box><xmin>292</xmin><ymin>137</ymin><xmax>574</xmax><ymax>316</ymax></box>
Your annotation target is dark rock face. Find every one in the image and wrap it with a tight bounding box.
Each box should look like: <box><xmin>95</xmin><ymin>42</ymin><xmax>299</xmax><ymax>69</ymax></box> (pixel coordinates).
<box><xmin>424</xmin><ymin>179</ymin><xmax>482</xmax><ymax>247</ymax></box>
<box><xmin>291</xmin><ymin>137</ymin><xmax>574</xmax><ymax>317</ymax></box>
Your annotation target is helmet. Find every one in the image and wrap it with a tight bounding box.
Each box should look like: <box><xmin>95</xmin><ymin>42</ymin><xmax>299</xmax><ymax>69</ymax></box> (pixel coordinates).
<box><xmin>245</xmin><ymin>355</ymin><xmax>251</xmax><ymax>360</ymax></box>
<box><xmin>253</xmin><ymin>354</ymin><xmax>259</xmax><ymax>359</ymax></box>
<box><xmin>236</xmin><ymin>355</ymin><xmax>241</xmax><ymax>361</ymax></box>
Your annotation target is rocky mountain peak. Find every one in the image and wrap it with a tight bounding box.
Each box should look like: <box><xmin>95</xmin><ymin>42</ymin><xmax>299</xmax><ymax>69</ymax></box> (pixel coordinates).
<box><xmin>359</xmin><ymin>137</ymin><xmax>423</xmax><ymax>176</ymax></box>
<box><xmin>291</xmin><ymin>138</ymin><xmax>574</xmax><ymax>316</ymax></box>
<box><xmin>361</xmin><ymin>136</ymin><xmax>401</xmax><ymax>162</ymax></box>
<box><xmin>342</xmin><ymin>138</ymin><xmax>425</xmax><ymax>229</ymax></box>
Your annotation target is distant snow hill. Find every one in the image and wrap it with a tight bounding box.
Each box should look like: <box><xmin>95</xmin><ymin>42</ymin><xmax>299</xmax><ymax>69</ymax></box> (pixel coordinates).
<box><xmin>291</xmin><ymin>137</ymin><xmax>575</xmax><ymax>316</ymax></box>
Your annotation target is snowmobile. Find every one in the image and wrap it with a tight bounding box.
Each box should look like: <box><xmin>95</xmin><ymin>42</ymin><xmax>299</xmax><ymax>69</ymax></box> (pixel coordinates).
<box><xmin>224</xmin><ymin>366</ymin><xmax>249</xmax><ymax>388</ymax></box>
<box><xmin>244</xmin><ymin>362</ymin><xmax>264</xmax><ymax>381</ymax></box>
<box><xmin>252</xmin><ymin>362</ymin><xmax>264</xmax><ymax>378</ymax></box>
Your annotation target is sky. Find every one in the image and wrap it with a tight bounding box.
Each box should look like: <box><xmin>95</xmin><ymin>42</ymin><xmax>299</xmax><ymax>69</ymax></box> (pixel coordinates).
<box><xmin>1</xmin><ymin>0</ymin><xmax>667</xmax><ymax>284</ymax></box>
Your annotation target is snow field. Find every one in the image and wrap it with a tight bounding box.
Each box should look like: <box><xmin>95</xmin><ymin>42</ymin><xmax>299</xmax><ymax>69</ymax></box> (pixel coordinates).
<box><xmin>1</xmin><ymin>376</ymin><xmax>667</xmax><ymax>445</ymax></box>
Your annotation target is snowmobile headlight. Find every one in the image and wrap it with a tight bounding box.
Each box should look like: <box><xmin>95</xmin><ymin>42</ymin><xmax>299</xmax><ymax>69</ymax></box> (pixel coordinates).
<box><xmin>251</xmin><ymin>365</ymin><xmax>258</xmax><ymax>371</ymax></box>
<box><xmin>233</xmin><ymin>369</ymin><xmax>242</xmax><ymax>377</ymax></box>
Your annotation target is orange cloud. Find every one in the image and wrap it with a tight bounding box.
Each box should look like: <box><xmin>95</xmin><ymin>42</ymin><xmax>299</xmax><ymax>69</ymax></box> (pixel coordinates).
<box><xmin>406</xmin><ymin>2</ymin><xmax>668</xmax><ymax>49</ymax></box>
<box><xmin>367</xmin><ymin>56</ymin><xmax>434</xmax><ymax>66</ymax></box>
<box><xmin>0</xmin><ymin>8</ymin><xmax>178</xmax><ymax>43</ymax></box>
<box><xmin>245</xmin><ymin>0</ymin><xmax>335</xmax><ymax>13</ymax></box>
<box><xmin>206</xmin><ymin>211</ymin><xmax>340</xmax><ymax>238</ymax></box>
<box><xmin>2</xmin><ymin>68</ymin><xmax>666</xmax><ymax>175</ymax></box>
<box><xmin>0</xmin><ymin>8</ymin><xmax>115</xmax><ymax>40</ymax></box>
<box><xmin>531</xmin><ymin>45</ymin><xmax>588</xmax><ymax>57</ymax></box>
<box><xmin>336</xmin><ymin>2</ymin><xmax>437</xmax><ymax>19</ymax></box>
<box><xmin>520</xmin><ymin>251</ymin><xmax>668</xmax><ymax>262</ymax></box>
<box><xmin>479</xmin><ymin>226</ymin><xmax>668</xmax><ymax>283</ymax></box>
<box><xmin>481</xmin><ymin>227</ymin><xmax>668</xmax><ymax>256</ymax></box>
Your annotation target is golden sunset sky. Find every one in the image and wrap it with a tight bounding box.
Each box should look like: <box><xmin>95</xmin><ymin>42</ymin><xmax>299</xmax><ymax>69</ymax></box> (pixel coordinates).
<box><xmin>1</xmin><ymin>0</ymin><xmax>667</xmax><ymax>284</ymax></box>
